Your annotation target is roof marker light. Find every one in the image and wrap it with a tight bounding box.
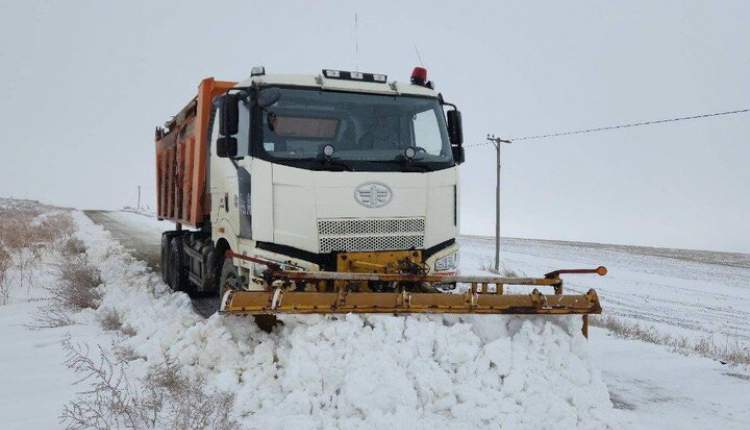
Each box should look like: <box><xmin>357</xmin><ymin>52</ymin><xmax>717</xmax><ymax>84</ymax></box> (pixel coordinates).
<box><xmin>323</xmin><ymin>69</ymin><xmax>340</xmax><ymax>78</ymax></box>
<box><xmin>411</xmin><ymin>67</ymin><xmax>427</xmax><ymax>85</ymax></box>
<box><xmin>321</xmin><ymin>69</ymin><xmax>388</xmax><ymax>83</ymax></box>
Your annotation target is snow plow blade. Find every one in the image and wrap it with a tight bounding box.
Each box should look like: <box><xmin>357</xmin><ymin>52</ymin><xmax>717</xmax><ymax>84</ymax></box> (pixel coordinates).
<box><xmin>221</xmin><ymin>267</ymin><xmax>606</xmax><ymax>336</ymax></box>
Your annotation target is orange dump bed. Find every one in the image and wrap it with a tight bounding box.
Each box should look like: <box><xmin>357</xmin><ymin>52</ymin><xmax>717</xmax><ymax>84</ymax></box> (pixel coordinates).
<box><xmin>155</xmin><ymin>78</ymin><xmax>236</xmax><ymax>226</ymax></box>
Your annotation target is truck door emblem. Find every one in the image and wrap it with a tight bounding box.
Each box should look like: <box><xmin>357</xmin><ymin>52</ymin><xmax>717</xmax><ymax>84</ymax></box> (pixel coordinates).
<box><xmin>354</xmin><ymin>182</ymin><xmax>392</xmax><ymax>208</ymax></box>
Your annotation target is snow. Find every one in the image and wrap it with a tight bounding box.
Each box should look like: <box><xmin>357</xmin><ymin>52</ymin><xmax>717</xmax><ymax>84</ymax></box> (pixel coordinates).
<box><xmin>0</xmin><ymin>301</ymin><xmax>75</xmax><ymax>428</ymax></box>
<box><xmin>590</xmin><ymin>328</ymin><xmax>750</xmax><ymax>429</ymax></box>
<box><xmin>2</xmin><ymin>205</ymin><xmax>749</xmax><ymax>429</ymax></box>
<box><xmin>460</xmin><ymin>235</ymin><xmax>750</xmax><ymax>352</ymax></box>
<box><xmin>73</xmin><ymin>211</ymin><xmax>619</xmax><ymax>429</ymax></box>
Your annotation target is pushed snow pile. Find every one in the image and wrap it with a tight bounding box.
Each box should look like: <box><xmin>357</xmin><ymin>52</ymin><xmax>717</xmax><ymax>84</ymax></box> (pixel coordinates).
<box><xmin>220</xmin><ymin>314</ymin><xmax>615</xmax><ymax>429</ymax></box>
<box><xmin>73</xmin><ymin>212</ymin><xmax>617</xmax><ymax>429</ymax></box>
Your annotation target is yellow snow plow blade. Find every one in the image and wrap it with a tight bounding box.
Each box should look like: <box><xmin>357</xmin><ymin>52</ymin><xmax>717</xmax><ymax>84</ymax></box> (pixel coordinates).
<box><xmin>221</xmin><ymin>266</ymin><xmax>607</xmax><ymax>336</ymax></box>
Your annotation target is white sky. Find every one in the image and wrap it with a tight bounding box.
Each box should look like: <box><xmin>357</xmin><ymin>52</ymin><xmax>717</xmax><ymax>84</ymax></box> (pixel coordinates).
<box><xmin>1</xmin><ymin>0</ymin><xmax>748</xmax><ymax>253</ymax></box>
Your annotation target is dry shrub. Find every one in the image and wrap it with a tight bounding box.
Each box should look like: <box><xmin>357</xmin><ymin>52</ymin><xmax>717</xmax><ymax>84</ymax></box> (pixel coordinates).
<box><xmin>99</xmin><ymin>309</ymin><xmax>137</xmax><ymax>337</ymax></box>
<box><xmin>0</xmin><ymin>200</ymin><xmax>77</xmax><ymax>299</ymax></box>
<box><xmin>0</xmin><ymin>201</ymin><xmax>72</xmax><ymax>252</ymax></box>
<box><xmin>61</xmin><ymin>339</ymin><xmax>237</xmax><ymax>430</ymax></box>
<box><xmin>62</xmin><ymin>237</ymin><xmax>87</xmax><ymax>257</ymax></box>
<box><xmin>121</xmin><ymin>325</ymin><xmax>137</xmax><ymax>337</ymax></box>
<box><xmin>57</xmin><ymin>256</ymin><xmax>102</xmax><ymax>310</ymax></box>
<box><xmin>113</xmin><ymin>345</ymin><xmax>144</xmax><ymax>363</ymax></box>
<box><xmin>35</xmin><ymin>256</ymin><xmax>102</xmax><ymax>328</ymax></box>
<box><xmin>100</xmin><ymin>309</ymin><xmax>124</xmax><ymax>331</ymax></box>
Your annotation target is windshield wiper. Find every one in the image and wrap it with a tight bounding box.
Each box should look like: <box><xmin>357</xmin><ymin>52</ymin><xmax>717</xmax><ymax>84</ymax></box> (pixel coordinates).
<box><xmin>315</xmin><ymin>158</ymin><xmax>354</xmax><ymax>171</ymax></box>
<box><xmin>368</xmin><ymin>158</ymin><xmax>432</xmax><ymax>172</ymax></box>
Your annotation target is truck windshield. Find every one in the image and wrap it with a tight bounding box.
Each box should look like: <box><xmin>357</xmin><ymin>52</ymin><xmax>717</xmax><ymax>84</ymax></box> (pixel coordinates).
<box><xmin>257</xmin><ymin>88</ymin><xmax>453</xmax><ymax>171</ymax></box>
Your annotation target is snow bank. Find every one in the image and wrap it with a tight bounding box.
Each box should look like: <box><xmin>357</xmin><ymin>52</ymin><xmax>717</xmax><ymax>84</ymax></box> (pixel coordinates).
<box><xmin>73</xmin><ymin>211</ymin><xmax>618</xmax><ymax>429</ymax></box>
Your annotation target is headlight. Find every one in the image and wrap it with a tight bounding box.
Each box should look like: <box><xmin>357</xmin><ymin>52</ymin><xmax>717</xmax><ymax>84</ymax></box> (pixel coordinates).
<box><xmin>434</xmin><ymin>252</ymin><xmax>459</xmax><ymax>272</ymax></box>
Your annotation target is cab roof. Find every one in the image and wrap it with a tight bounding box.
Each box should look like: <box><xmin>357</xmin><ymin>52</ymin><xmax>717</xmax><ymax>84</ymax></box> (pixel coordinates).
<box><xmin>234</xmin><ymin>72</ymin><xmax>439</xmax><ymax>98</ymax></box>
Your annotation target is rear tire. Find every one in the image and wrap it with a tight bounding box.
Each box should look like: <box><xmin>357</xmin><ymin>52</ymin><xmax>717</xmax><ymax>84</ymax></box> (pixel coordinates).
<box><xmin>168</xmin><ymin>236</ymin><xmax>190</xmax><ymax>293</ymax></box>
<box><xmin>160</xmin><ymin>232</ymin><xmax>176</xmax><ymax>284</ymax></box>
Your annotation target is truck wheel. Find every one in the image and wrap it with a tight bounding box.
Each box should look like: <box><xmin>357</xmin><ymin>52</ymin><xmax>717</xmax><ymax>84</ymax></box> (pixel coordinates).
<box><xmin>160</xmin><ymin>233</ymin><xmax>171</xmax><ymax>283</ymax></box>
<box><xmin>219</xmin><ymin>256</ymin><xmax>239</xmax><ymax>301</ymax></box>
<box><xmin>168</xmin><ymin>236</ymin><xmax>190</xmax><ymax>293</ymax></box>
<box><xmin>219</xmin><ymin>256</ymin><xmax>279</xmax><ymax>332</ymax></box>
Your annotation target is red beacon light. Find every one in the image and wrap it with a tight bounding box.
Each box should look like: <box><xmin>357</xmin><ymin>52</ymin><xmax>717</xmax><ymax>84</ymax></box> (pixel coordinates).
<box><xmin>411</xmin><ymin>67</ymin><xmax>428</xmax><ymax>86</ymax></box>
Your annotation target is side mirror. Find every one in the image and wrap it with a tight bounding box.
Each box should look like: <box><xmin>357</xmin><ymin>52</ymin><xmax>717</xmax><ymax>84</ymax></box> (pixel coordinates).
<box><xmin>219</xmin><ymin>94</ymin><xmax>240</xmax><ymax>136</ymax></box>
<box><xmin>447</xmin><ymin>109</ymin><xmax>463</xmax><ymax>146</ymax></box>
<box><xmin>216</xmin><ymin>136</ymin><xmax>238</xmax><ymax>158</ymax></box>
<box><xmin>452</xmin><ymin>146</ymin><xmax>465</xmax><ymax>165</ymax></box>
<box><xmin>257</xmin><ymin>88</ymin><xmax>282</xmax><ymax>108</ymax></box>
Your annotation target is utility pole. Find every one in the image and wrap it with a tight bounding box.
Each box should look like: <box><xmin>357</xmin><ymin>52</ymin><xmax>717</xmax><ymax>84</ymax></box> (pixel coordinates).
<box><xmin>137</xmin><ymin>185</ymin><xmax>141</xmax><ymax>212</ymax></box>
<box><xmin>486</xmin><ymin>134</ymin><xmax>512</xmax><ymax>273</ymax></box>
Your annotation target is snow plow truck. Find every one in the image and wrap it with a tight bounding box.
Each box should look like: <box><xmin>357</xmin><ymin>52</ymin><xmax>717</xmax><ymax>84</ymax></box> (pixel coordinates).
<box><xmin>155</xmin><ymin>66</ymin><xmax>606</xmax><ymax>334</ymax></box>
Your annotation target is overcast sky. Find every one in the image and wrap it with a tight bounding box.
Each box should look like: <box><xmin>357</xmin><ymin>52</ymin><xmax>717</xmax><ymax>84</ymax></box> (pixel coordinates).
<box><xmin>1</xmin><ymin>0</ymin><xmax>748</xmax><ymax>253</ymax></box>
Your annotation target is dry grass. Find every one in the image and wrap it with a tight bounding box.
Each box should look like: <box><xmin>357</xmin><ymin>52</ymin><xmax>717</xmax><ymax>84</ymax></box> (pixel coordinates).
<box><xmin>591</xmin><ymin>314</ymin><xmax>750</xmax><ymax>366</ymax></box>
<box><xmin>99</xmin><ymin>309</ymin><xmax>124</xmax><ymax>331</ymax></box>
<box><xmin>35</xmin><ymin>256</ymin><xmax>102</xmax><ymax>328</ymax></box>
<box><xmin>61</xmin><ymin>338</ymin><xmax>237</xmax><ymax>430</ymax></box>
<box><xmin>0</xmin><ymin>199</ymin><xmax>78</xmax><ymax>304</ymax></box>
<box><xmin>113</xmin><ymin>344</ymin><xmax>144</xmax><ymax>363</ymax></box>
<box><xmin>61</xmin><ymin>237</ymin><xmax>87</xmax><ymax>257</ymax></box>
<box><xmin>0</xmin><ymin>200</ymin><xmax>74</xmax><ymax>252</ymax></box>
<box><xmin>99</xmin><ymin>309</ymin><xmax>137</xmax><ymax>337</ymax></box>
<box><xmin>56</xmin><ymin>256</ymin><xmax>102</xmax><ymax>310</ymax></box>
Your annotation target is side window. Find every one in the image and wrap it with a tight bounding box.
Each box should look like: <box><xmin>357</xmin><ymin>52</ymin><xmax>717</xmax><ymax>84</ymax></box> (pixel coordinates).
<box><xmin>413</xmin><ymin>109</ymin><xmax>442</xmax><ymax>155</ymax></box>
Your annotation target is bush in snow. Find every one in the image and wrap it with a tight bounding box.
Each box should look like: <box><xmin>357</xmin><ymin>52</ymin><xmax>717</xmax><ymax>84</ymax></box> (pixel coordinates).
<box><xmin>35</xmin><ymin>255</ymin><xmax>102</xmax><ymax>328</ymax></box>
<box><xmin>0</xmin><ymin>200</ymin><xmax>78</xmax><ymax>301</ymax></box>
<box><xmin>62</xmin><ymin>237</ymin><xmax>87</xmax><ymax>257</ymax></box>
<box><xmin>60</xmin><ymin>338</ymin><xmax>237</xmax><ymax>430</ymax></box>
<box><xmin>98</xmin><ymin>308</ymin><xmax>137</xmax><ymax>337</ymax></box>
<box><xmin>56</xmin><ymin>256</ymin><xmax>102</xmax><ymax>310</ymax></box>
<box><xmin>99</xmin><ymin>308</ymin><xmax>124</xmax><ymax>331</ymax></box>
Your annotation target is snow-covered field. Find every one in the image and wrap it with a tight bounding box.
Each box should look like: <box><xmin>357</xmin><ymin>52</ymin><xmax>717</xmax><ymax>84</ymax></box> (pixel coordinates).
<box><xmin>1</xmin><ymin>204</ymin><xmax>749</xmax><ymax>429</ymax></box>
<box><xmin>461</xmin><ymin>235</ymin><xmax>750</xmax><ymax>350</ymax></box>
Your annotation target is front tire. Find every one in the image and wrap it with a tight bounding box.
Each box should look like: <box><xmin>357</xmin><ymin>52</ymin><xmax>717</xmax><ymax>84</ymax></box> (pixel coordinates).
<box><xmin>219</xmin><ymin>255</ymin><xmax>239</xmax><ymax>301</ymax></box>
<box><xmin>219</xmin><ymin>255</ymin><xmax>279</xmax><ymax>332</ymax></box>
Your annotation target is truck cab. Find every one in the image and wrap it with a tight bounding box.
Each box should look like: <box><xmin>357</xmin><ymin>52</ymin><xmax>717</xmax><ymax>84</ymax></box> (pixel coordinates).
<box><xmin>158</xmin><ymin>67</ymin><xmax>465</xmax><ymax>295</ymax></box>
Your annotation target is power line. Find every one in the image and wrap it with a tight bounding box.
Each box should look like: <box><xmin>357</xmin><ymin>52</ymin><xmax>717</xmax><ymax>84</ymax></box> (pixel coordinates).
<box><xmin>466</xmin><ymin>107</ymin><xmax>749</xmax><ymax>147</ymax></box>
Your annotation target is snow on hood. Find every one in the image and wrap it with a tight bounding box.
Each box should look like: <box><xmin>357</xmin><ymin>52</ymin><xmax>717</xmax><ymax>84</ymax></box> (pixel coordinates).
<box><xmin>72</xmin><ymin>211</ymin><xmax>617</xmax><ymax>429</ymax></box>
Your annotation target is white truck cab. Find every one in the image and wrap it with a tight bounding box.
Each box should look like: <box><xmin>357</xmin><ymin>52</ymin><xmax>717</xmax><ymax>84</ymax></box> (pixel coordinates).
<box><xmin>207</xmin><ymin>67</ymin><xmax>465</xmax><ymax>291</ymax></box>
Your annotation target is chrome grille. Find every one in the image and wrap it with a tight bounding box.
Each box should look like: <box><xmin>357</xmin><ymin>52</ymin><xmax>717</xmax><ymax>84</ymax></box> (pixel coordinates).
<box><xmin>318</xmin><ymin>217</ymin><xmax>425</xmax><ymax>253</ymax></box>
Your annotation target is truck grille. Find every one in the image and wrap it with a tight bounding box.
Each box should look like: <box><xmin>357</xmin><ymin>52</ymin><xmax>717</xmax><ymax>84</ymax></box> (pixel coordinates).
<box><xmin>318</xmin><ymin>217</ymin><xmax>425</xmax><ymax>253</ymax></box>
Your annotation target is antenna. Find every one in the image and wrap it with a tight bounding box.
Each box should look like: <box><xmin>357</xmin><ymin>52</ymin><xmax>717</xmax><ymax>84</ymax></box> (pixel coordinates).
<box><xmin>354</xmin><ymin>13</ymin><xmax>359</xmax><ymax>71</ymax></box>
<box><xmin>414</xmin><ymin>44</ymin><xmax>425</xmax><ymax>66</ymax></box>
